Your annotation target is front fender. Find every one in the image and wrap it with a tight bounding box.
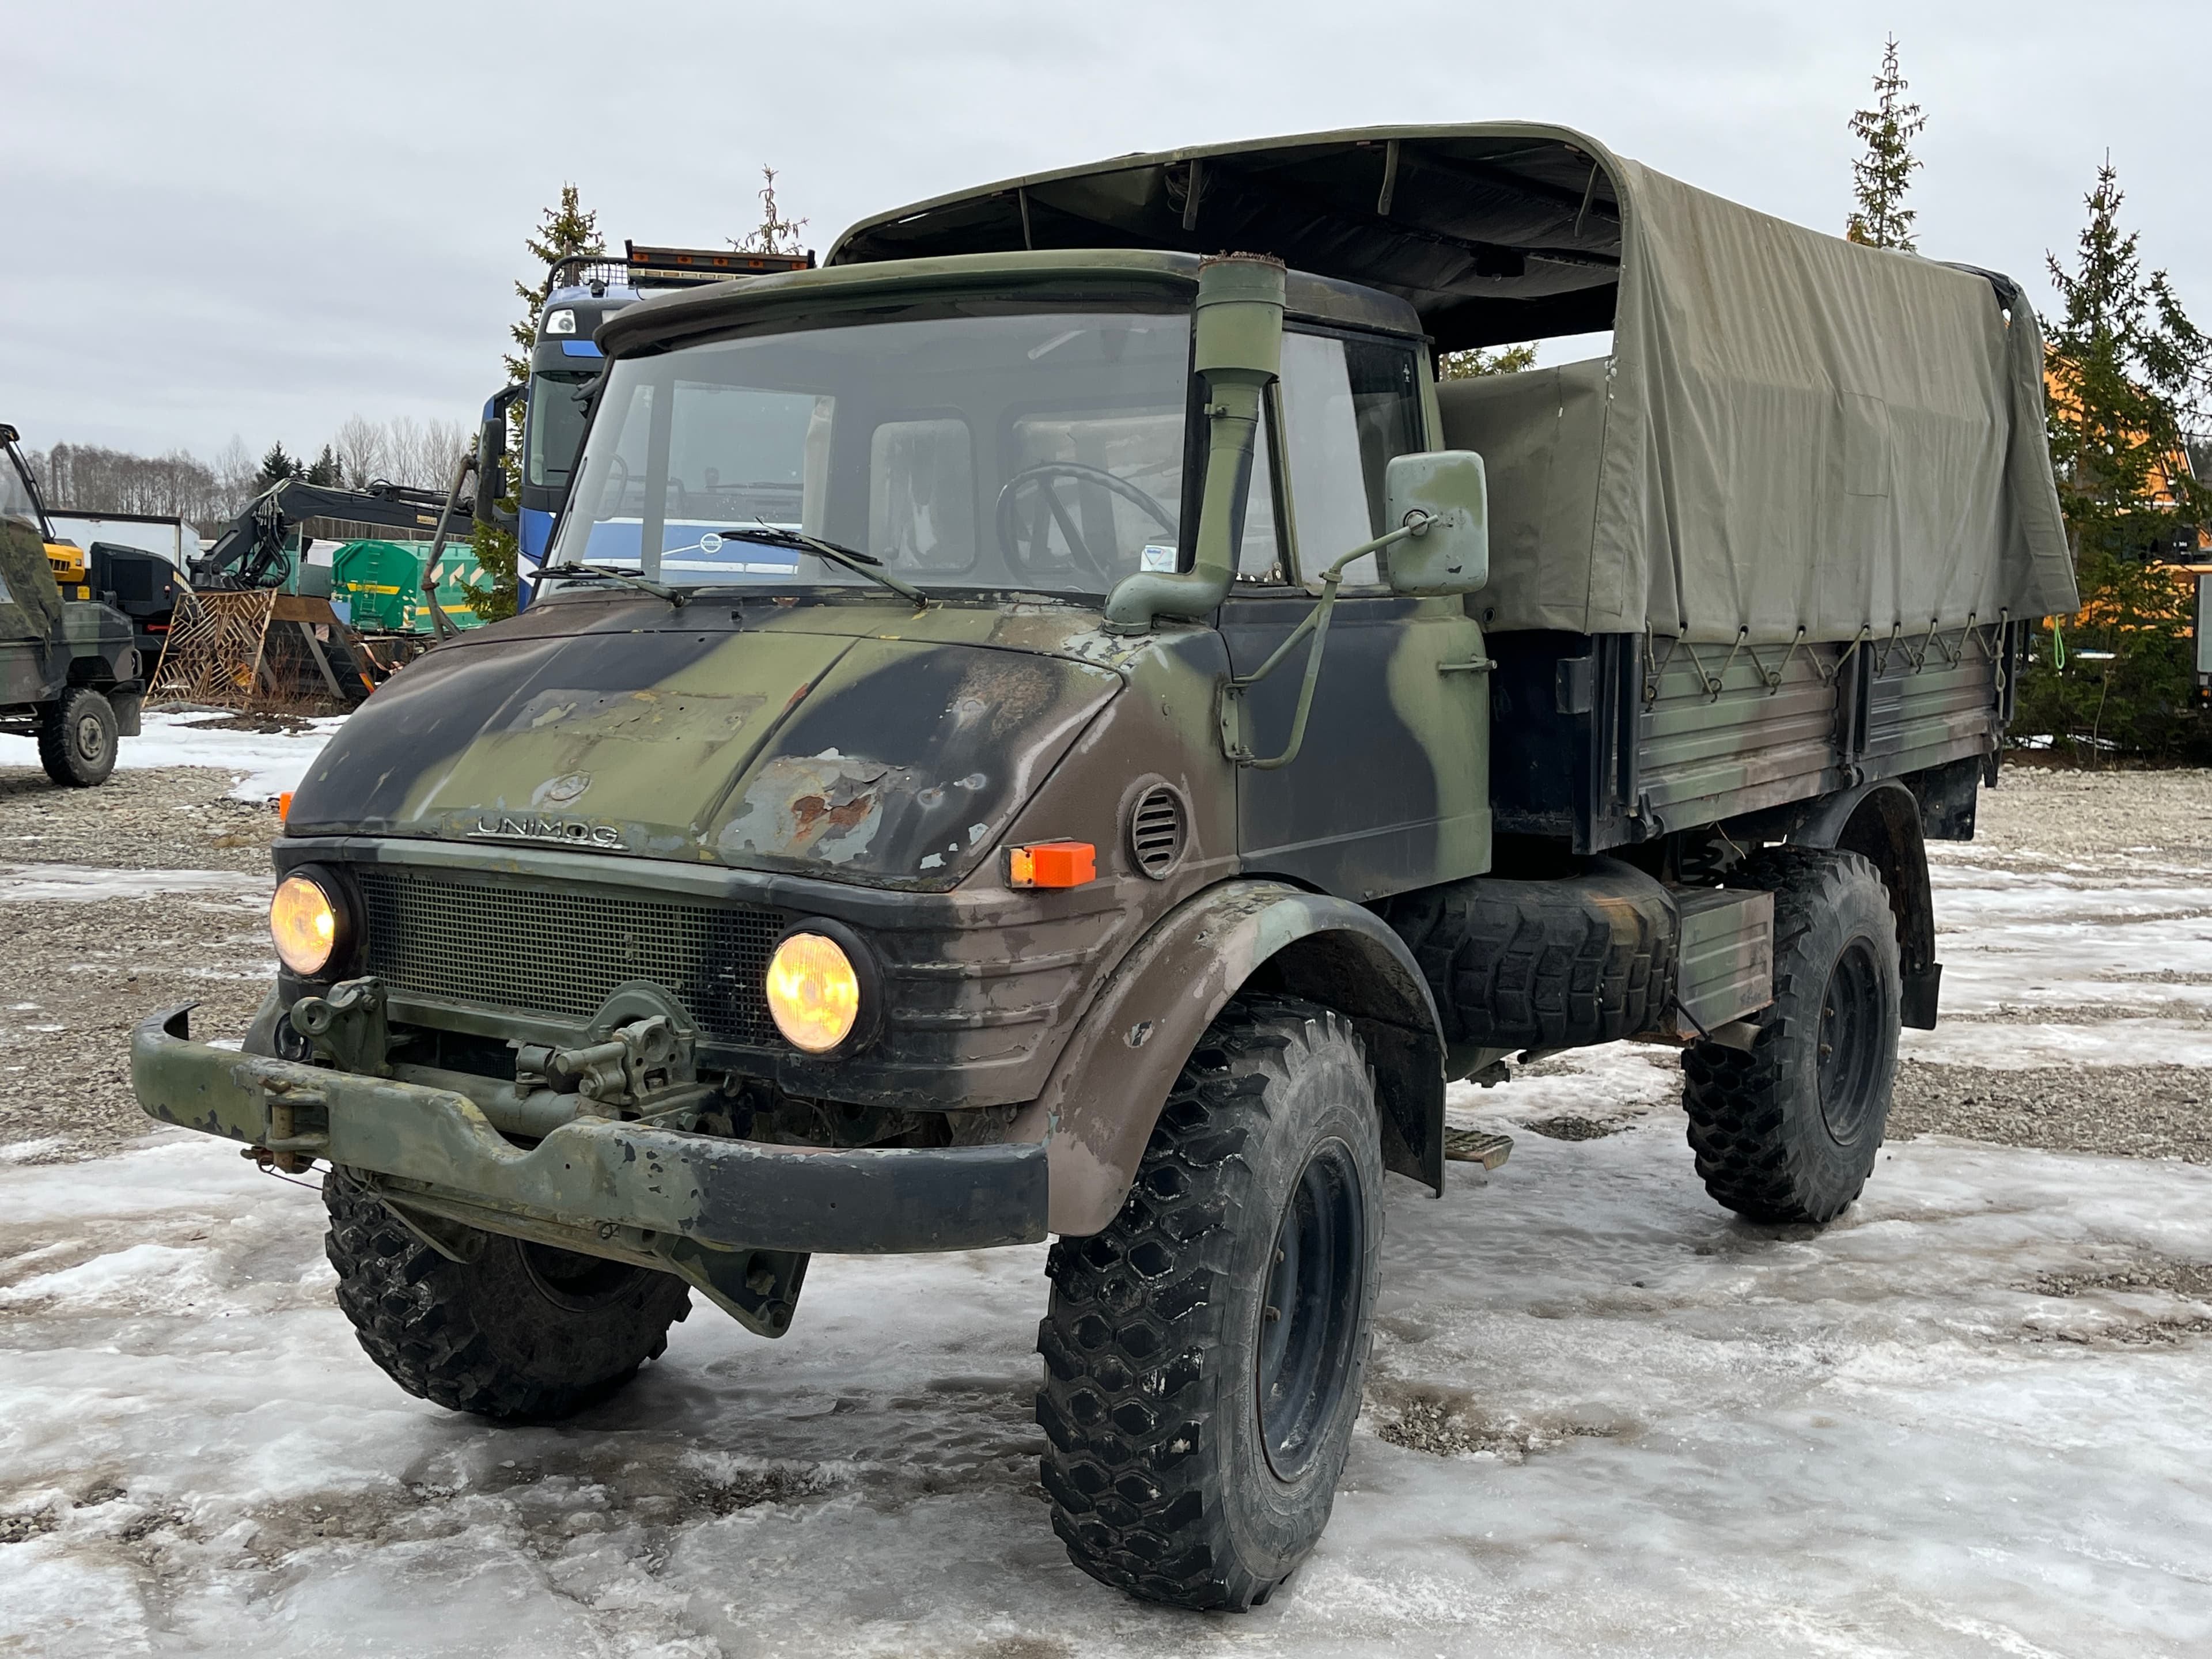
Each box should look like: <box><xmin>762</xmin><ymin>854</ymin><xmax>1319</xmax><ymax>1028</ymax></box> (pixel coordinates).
<box><xmin>1033</xmin><ymin>879</ymin><xmax>1446</xmax><ymax>1236</ymax></box>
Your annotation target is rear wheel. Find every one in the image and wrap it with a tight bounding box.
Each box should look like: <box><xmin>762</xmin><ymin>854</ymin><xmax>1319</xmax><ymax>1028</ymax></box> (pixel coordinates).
<box><xmin>1681</xmin><ymin>847</ymin><xmax>1901</xmax><ymax>1224</ymax></box>
<box><xmin>37</xmin><ymin>687</ymin><xmax>118</xmax><ymax>787</ymax></box>
<box><xmin>322</xmin><ymin>1168</ymin><xmax>691</xmax><ymax>1422</ymax></box>
<box><xmin>1036</xmin><ymin>998</ymin><xmax>1382</xmax><ymax>1611</ymax></box>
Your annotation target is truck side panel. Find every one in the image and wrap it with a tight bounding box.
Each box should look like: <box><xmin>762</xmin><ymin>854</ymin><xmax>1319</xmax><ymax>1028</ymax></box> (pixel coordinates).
<box><xmin>1488</xmin><ymin>623</ymin><xmax>2016</xmax><ymax>850</ymax></box>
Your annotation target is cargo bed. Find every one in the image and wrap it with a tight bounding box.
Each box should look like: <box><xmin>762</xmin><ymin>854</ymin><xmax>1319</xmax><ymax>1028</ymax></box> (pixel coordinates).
<box><xmin>1486</xmin><ymin>621</ymin><xmax>2025</xmax><ymax>853</ymax></box>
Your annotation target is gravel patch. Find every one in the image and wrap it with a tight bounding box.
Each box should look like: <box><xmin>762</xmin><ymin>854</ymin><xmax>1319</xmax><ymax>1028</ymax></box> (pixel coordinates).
<box><xmin>0</xmin><ymin>900</ymin><xmax>273</xmax><ymax>1161</ymax></box>
<box><xmin>1978</xmin><ymin>764</ymin><xmax>2212</xmax><ymax>862</ymax></box>
<box><xmin>1889</xmin><ymin>1060</ymin><xmax>2212</xmax><ymax>1164</ymax></box>
<box><xmin>0</xmin><ymin>766</ymin><xmax>281</xmax><ymax>873</ymax></box>
<box><xmin>0</xmin><ymin>765</ymin><xmax>281</xmax><ymax>1161</ymax></box>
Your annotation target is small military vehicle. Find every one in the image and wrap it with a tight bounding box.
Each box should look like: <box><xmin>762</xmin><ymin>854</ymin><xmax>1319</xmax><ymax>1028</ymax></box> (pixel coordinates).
<box><xmin>2</xmin><ymin>423</ymin><xmax>145</xmax><ymax>786</ymax></box>
<box><xmin>134</xmin><ymin>126</ymin><xmax>2077</xmax><ymax>1609</ymax></box>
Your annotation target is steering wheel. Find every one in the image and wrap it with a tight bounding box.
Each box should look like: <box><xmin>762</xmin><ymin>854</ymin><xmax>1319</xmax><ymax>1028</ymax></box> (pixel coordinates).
<box><xmin>994</xmin><ymin>462</ymin><xmax>1175</xmax><ymax>582</ymax></box>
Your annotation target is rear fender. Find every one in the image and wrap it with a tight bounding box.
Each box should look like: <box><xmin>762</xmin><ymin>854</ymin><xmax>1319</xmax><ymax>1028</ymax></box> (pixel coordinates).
<box><xmin>1792</xmin><ymin>778</ymin><xmax>1938</xmax><ymax>1028</ymax></box>
<box><xmin>1028</xmin><ymin>879</ymin><xmax>1446</xmax><ymax>1236</ymax></box>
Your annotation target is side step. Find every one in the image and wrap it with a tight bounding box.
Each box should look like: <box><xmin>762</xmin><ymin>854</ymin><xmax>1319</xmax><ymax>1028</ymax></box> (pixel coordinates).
<box><xmin>1442</xmin><ymin>1128</ymin><xmax>1514</xmax><ymax>1170</ymax></box>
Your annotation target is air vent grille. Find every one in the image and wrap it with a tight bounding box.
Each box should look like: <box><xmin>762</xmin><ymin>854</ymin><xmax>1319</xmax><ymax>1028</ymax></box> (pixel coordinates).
<box><xmin>1129</xmin><ymin>785</ymin><xmax>1187</xmax><ymax>878</ymax></box>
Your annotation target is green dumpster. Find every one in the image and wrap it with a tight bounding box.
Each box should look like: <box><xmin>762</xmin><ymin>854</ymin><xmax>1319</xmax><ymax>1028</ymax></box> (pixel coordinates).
<box><xmin>331</xmin><ymin>541</ymin><xmax>485</xmax><ymax>632</ymax></box>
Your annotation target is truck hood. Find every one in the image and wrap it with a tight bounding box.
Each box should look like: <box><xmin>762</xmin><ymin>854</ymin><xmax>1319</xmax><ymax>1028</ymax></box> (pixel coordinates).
<box><xmin>287</xmin><ymin>600</ymin><xmax>1123</xmax><ymax>889</ymax></box>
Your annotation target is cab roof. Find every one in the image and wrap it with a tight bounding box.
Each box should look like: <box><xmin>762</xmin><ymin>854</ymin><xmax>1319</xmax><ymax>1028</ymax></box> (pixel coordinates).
<box><xmin>827</xmin><ymin>123</ymin><xmax>1629</xmax><ymax>351</ymax></box>
<box><xmin>594</xmin><ymin>247</ymin><xmax>1421</xmax><ymax>361</ymax></box>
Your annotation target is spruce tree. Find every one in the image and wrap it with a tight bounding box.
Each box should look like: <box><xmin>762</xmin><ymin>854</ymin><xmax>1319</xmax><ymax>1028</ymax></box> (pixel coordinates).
<box><xmin>257</xmin><ymin>442</ymin><xmax>302</xmax><ymax>489</ymax></box>
<box><xmin>2017</xmin><ymin>158</ymin><xmax>2212</xmax><ymax>758</ymax></box>
<box><xmin>505</xmin><ymin>183</ymin><xmax>605</xmax><ymax>382</ymax></box>
<box><xmin>471</xmin><ymin>186</ymin><xmax>604</xmax><ymax>623</ymax></box>
<box><xmin>2044</xmin><ymin>158</ymin><xmax>2210</xmax><ymax>565</ymax></box>
<box><xmin>1844</xmin><ymin>36</ymin><xmax>1926</xmax><ymax>252</ymax></box>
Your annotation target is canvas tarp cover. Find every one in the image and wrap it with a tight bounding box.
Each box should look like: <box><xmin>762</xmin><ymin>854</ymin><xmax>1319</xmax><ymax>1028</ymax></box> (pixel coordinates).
<box><xmin>831</xmin><ymin>126</ymin><xmax>2077</xmax><ymax>644</ymax></box>
<box><xmin>1474</xmin><ymin>157</ymin><xmax>2077</xmax><ymax>643</ymax></box>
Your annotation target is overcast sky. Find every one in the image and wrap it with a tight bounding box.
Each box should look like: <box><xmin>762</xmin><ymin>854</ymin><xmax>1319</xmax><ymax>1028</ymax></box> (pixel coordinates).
<box><xmin>8</xmin><ymin>0</ymin><xmax>2206</xmax><ymax>461</ymax></box>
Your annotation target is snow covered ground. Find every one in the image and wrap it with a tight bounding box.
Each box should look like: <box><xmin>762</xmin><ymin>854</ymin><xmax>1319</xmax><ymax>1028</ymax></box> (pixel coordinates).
<box><xmin>0</xmin><ymin>726</ymin><xmax>2207</xmax><ymax>1655</ymax></box>
<box><xmin>0</xmin><ymin>710</ymin><xmax>342</xmax><ymax>801</ymax></box>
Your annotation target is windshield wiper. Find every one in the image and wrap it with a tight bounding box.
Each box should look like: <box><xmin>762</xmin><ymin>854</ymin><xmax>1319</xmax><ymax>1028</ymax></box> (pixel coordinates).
<box><xmin>711</xmin><ymin>525</ymin><xmax>927</xmax><ymax>607</ymax></box>
<box><xmin>544</xmin><ymin>562</ymin><xmax>688</xmax><ymax>607</ymax></box>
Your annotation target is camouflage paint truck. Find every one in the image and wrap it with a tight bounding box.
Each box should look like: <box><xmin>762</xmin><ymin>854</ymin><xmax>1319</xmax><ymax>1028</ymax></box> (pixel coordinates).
<box><xmin>132</xmin><ymin>126</ymin><xmax>2077</xmax><ymax>1609</ymax></box>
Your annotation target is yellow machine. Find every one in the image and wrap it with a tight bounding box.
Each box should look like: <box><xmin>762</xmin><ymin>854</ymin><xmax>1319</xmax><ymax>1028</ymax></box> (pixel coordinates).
<box><xmin>1</xmin><ymin>426</ymin><xmax>94</xmax><ymax>599</ymax></box>
<box><xmin>46</xmin><ymin>539</ymin><xmax>89</xmax><ymax>600</ymax></box>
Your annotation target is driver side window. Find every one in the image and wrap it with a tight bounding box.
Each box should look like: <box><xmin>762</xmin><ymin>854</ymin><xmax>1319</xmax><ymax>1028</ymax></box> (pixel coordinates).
<box><xmin>1279</xmin><ymin>331</ymin><xmax>1422</xmax><ymax>590</ymax></box>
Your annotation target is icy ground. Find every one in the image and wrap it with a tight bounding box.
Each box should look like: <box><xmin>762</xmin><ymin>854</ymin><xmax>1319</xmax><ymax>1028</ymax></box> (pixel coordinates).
<box><xmin>0</xmin><ymin>710</ymin><xmax>342</xmax><ymax>801</ymax></box>
<box><xmin>0</xmin><ymin>727</ymin><xmax>2207</xmax><ymax>1654</ymax></box>
<box><xmin>3</xmin><ymin>1110</ymin><xmax>2207</xmax><ymax>1657</ymax></box>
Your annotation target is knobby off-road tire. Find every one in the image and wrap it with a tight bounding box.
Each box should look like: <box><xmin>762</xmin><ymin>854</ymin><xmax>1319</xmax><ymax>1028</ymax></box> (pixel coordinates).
<box><xmin>1386</xmin><ymin>858</ymin><xmax>1675</xmax><ymax>1051</ymax></box>
<box><xmin>37</xmin><ymin>686</ymin><xmax>118</xmax><ymax>787</ymax></box>
<box><xmin>1681</xmin><ymin>847</ymin><xmax>1902</xmax><ymax>1225</ymax></box>
<box><xmin>322</xmin><ymin>1168</ymin><xmax>691</xmax><ymax>1422</ymax></box>
<box><xmin>1037</xmin><ymin>997</ymin><xmax>1384</xmax><ymax>1611</ymax></box>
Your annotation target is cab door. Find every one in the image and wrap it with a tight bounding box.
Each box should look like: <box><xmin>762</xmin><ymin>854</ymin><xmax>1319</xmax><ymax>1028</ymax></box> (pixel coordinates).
<box><xmin>1224</xmin><ymin>331</ymin><xmax>1491</xmax><ymax>902</ymax></box>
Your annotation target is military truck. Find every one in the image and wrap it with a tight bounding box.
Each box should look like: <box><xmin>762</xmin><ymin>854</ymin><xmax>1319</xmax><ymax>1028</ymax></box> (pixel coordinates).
<box><xmin>131</xmin><ymin>126</ymin><xmax>2075</xmax><ymax>1611</ymax></box>
<box><xmin>2</xmin><ymin>424</ymin><xmax>145</xmax><ymax>786</ymax></box>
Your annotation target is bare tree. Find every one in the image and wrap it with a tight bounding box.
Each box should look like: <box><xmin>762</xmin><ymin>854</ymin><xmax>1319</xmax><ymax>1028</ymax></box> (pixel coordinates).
<box><xmin>736</xmin><ymin>165</ymin><xmax>808</xmax><ymax>255</ymax></box>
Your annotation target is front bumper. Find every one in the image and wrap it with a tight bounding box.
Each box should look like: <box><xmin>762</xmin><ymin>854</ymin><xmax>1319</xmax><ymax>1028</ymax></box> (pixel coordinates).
<box><xmin>131</xmin><ymin>1005</ymin><xmax>1047</xmax><ymax>1255</ymax></box>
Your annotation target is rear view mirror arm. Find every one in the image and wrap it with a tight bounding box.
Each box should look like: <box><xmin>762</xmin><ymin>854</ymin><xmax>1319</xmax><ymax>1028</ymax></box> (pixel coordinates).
<box><xmin>1217</xmin><ymin>517</ymin><xmax>1431</xmax><ymax>770</ymax></box>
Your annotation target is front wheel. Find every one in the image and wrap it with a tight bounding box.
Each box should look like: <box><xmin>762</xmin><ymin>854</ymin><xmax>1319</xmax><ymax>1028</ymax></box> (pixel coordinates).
<box><xmin>322</xmin><ymin>1169</ymin><xmax>691</xmax><ymax>1422</ymax></box>
<box><xmin>1036</xmin><ymin>997</ymin><xmax>1382</xmax><ymax>1611</ymax></box>
<box><xmin>37</xmin><ymin>687</ymin><xmax>119</xmax><ymax>787</ymax></box>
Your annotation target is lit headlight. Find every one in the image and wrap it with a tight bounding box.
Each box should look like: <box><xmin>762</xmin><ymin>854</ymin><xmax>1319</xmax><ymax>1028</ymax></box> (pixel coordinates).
<box><xmin>765</xmin><ymin>930</ymin><xmax>862</xmax><ymax>1053</ymax></box>
<box><xmin>270</xmin><ymin>874</ymin><xmax>340</xmax><ymax>975</ymax></box>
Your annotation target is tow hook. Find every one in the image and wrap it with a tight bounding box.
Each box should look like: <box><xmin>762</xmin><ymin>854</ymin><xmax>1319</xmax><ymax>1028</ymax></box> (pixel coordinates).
<box><xmin>290</xmin><ymin>978</ymin><xmax>393</xmax><ymax>1076</ymax></box>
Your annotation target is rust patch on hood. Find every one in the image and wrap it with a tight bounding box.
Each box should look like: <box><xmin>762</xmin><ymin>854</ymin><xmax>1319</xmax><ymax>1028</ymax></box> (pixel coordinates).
<box><xmin>719</xmin><ymin>752</ymin><xmax>914</xmax><ymax>865</ymax></box>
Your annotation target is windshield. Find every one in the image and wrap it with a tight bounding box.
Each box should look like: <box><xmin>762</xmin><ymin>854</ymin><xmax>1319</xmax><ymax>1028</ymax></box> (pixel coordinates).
<box><xmin>546</xmin><ymin>308</ymin><xmax>1194</xmax><ymax>594</ymax></box>
<box><xmin>527</xmin><ymin>369</ymin><xmax>595</xmax><ymax>490</ymax></box>
<box><xmin>2</xmin><ymin>445</ymin><xmax>46</xmax><ymax>536</ymax></box>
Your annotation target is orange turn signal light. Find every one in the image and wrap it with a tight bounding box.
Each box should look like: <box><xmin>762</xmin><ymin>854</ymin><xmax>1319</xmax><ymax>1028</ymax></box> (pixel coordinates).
<box><xmin>1007</xmin><ymin>840</ymin><xmax>1096</xmax><ymax>888</ymax></box>
<box><xmin>277</xmin><ymin>791</ymin><xmax>293</xmax><ymax>822</ymax></box>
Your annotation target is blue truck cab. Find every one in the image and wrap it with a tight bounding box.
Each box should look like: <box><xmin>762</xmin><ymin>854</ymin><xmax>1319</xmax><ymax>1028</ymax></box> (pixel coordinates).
<box><xmin>509</xmin><ymin>243</ymin><xmax>813</xmax><ymax>598</ymax></box>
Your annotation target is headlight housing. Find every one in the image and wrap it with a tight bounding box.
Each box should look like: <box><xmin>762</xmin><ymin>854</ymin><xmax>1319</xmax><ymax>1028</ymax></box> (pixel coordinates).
<box><xmin>270</xmin><ymin>870</ymin><xmax>347</xmax><ymax>976</ymax></box>
<box><xmin>764</xmin><ymin>924</ymin><xmax>876</xmax><ymax>1054</ymax></box>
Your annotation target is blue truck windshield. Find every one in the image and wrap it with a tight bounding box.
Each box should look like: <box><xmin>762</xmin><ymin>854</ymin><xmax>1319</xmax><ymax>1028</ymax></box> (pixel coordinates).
<box><xmin>544</xmin><ymin>309</ymin><xmax>1192</xmax><ymax>595</ymax></box>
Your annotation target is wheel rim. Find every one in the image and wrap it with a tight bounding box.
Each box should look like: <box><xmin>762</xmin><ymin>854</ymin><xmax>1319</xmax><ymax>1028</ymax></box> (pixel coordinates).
<box><xmin>1255</xmin><ymin>1137</ymin><xmax>1367</xmax><ymax>1481</ymax></box>
<box><xmin>1816</xmin><ymin>938</ymin><xmax>1885</xmax><ymax>1146</ymax></box>
<box><xmin>518</xmin><ymin>1240</ymin><xmax>646</xmax><ymax>1312</ymax></box>
<box><xmin>73</xmin><ymin>714</ymin><xmax>105</xmax><ymax>762</ymax></box>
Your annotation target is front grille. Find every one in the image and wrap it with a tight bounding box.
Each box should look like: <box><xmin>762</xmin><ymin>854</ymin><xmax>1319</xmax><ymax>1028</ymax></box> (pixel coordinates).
<box><xmin>356</xmin><ymin>867</ymin><xmax>786</xmax><ymax>1047</ymax></box>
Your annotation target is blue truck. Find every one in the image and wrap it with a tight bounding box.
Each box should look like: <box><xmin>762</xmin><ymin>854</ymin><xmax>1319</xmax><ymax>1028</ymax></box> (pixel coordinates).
<box><xmin>489</xmin><ymin>243</ymin><xmax>813</xmax><ymax>601</ymax></box>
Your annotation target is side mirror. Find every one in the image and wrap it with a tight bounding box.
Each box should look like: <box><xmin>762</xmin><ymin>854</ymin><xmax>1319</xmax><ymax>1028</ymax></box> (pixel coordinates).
<box><xmin>1382</xmin><ymin>450</ymin><xmax>1488</xmax><ymax>596</ymax></box>
<box><xmin>474</xmin><ymin>385</ymin><xmax>525</xmax><ymax>533</ymax></box>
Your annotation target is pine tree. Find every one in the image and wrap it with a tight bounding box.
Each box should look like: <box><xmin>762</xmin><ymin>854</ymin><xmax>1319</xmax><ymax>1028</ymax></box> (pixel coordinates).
<box><xmin>2016</xmin><ymin>157</ymin><xmax>2212</xmax><ymax>759</ymax></box>
<box><xmin>306</xmin><ymin>443</ymin><xmax>342</xmax><ymax>487</ymax></box>
<box><xmin>1844</xmin><ymin>36</ymin><xmax>1926</xmax><ymax>252</ymax></box>
<box><xmin>2044</xmin><ymin>158</ymin><xmax>2211</xmax><ymax>564</ymax></box>
<box><xmin>505</xmin><ymin>183</ymin><xmax>605</xmax><ymax>383</ymax></box>
<box><xmin>256</xmin><ymin>442</ymin><xmax>302</xmax><ymax>489</ymax></box>
<box><xmin>472</xmin><ymin>187</ymin><xmax>603</xmax><ymax>624</ymax></box>
<box><xmin>736</xmin><ymin>165</ymin><xmax>808</xmax><ymax>256</ymax></box>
